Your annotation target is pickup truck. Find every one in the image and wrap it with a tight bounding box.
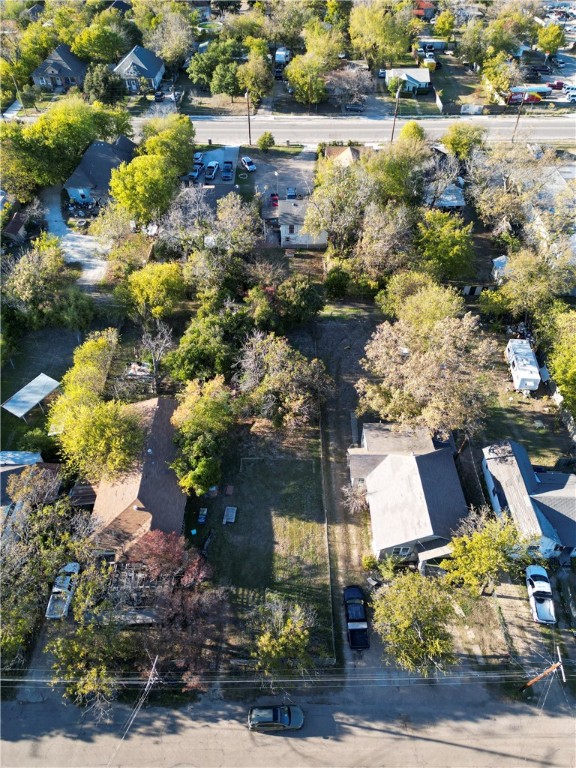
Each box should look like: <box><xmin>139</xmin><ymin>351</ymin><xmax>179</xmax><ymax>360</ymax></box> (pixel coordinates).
<box><xmin>343</xmin><ymin>585</ymin><xmax>370</xmax><ymax>650</ymax></box>
<box><xmin>221</xmin><ymin>160</ymin><xmax>234</xmax><ymax>182</ymax></box>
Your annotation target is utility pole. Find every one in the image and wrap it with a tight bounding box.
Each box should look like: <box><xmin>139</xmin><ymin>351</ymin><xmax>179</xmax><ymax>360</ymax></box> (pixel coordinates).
<box><xmin>390</xmin><ymin>85</ymin><xmax>402</xmax><ymax>143</ymax></box>
<box><xmin>520</xmin><ymin>647</ymin><xmax>565</xmax><ymax>692</ymax></box>
<box><xmin>511</xmin><ymin>92</ymin><xmax>529</xmax><ymax>143</ymax></box>
<box><xmin>245</xmin><ymin>90</ymin><xmax>252</xmax><ymax>146</ymax></box>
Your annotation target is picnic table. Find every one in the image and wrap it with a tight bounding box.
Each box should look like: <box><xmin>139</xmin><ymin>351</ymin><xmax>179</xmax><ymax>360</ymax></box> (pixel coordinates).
<box><xmin>223</xmin><ymin>506</ymin><xmax>237</xmax><ymax>525</ymax></box>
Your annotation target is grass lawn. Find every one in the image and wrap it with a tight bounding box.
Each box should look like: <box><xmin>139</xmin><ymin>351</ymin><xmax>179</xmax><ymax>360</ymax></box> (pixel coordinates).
<box><xmin>479</xmin><ymin>348</ymin><xmax>574</xmax><ymax>467</ymax></box>
<box><xmin>189</xmin><ymin>448</ymin><xmax>333</xmax><ymax>660</ymax></box>
<box><xmin>1</xmin><ymin>328</ymin><xmax>80</xmax><ymax>452</ymax></box>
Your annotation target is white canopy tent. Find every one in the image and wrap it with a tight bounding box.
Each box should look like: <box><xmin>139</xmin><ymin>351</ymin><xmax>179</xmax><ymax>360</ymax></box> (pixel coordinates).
<box><xmin>2</xmin><ymin>373</ymin><xmax>60</xmax><ymax>421</ymax></box>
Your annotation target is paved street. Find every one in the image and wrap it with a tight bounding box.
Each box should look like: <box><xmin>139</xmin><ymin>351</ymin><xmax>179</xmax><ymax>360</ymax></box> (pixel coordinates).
<box><xmin>186</xmin><ymin>114</ymin><xmax>576</xmax><ymax>147</ymax></box>
<box><xmin>2</xmin><ymin>673</ymin><xmax>575</xmax><ymax>768</ymax></box>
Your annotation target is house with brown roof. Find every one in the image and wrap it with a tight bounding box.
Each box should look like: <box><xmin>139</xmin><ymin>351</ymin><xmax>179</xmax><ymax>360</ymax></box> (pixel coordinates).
<box><xmin>92</xmin><ymin>398</ymin><xmax>187</xmax><ymax>558</ymax></box>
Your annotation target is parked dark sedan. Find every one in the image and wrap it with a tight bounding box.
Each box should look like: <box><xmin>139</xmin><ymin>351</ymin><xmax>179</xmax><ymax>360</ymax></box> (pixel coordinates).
<box><xmin>248</xmin><ymin>705</ymin><xmax>304</xmax><ymax>731</ymax></box>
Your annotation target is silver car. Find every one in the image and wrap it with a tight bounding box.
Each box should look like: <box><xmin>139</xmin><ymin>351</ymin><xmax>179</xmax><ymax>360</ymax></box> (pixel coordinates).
<box><xmin>525</xmin><ymin>565</ymin><xmax>556</xmax><ymax>625</ymax></box>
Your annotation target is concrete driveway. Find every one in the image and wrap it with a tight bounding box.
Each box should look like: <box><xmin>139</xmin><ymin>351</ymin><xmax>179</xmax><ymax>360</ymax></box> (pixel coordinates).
<box><xmin>39</xmin><ymin>186</ymin><xmax>108</xmax><ymax>289</ymax></box>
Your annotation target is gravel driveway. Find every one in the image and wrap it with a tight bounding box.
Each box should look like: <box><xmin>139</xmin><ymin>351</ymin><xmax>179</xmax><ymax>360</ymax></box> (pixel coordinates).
<box><xmin>39</xmin><ymin>185</ymin><xmax>108</xmax><ymax>290</ymax></box>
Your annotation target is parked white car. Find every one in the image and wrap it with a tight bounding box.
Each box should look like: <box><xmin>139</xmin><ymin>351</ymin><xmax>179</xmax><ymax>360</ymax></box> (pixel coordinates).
<box><xmin>45</xmin><ymin>562</ymin><xmax>80</xmax><ymax>619</ymax></box>
<box><xmin>525</xmin><ymin>565</ymin><xmax>556</xmax><ymax>625</ymax></box>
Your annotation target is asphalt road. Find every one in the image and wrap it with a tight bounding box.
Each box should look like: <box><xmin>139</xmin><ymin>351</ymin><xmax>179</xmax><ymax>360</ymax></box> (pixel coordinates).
<box><xmin>3</xmin><ymin>674</ymin><xmax>575</xmax><ymax>768</ymax></box>
<box><xmin>185</xmin><ymin>114</ymin><xmax>576</xmax><ymax>146</ymax></box>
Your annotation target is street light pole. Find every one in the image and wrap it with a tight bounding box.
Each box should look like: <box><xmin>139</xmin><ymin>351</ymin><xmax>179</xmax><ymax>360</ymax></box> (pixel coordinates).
<box><xmin>245</xmin><ymin>90</ymin><xmax>252</xmax><ymax>145</ymax></box>
<box><xmin>390</xmin><ymin>85</ymin><xmax>402</xmax><ymax>143</ymax></box>
<box><xmin>274</xmin><ymin>171</ymin><xmax>278</xmax><ymax>195</ymax></box>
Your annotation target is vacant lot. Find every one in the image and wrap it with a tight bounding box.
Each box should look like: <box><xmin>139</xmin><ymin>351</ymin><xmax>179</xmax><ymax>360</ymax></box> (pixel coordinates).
<box><xmin>431</xmin><ymin>56</ymin><xmax>489</xmax><ymax>109</ymax></box>
<box><xmin>191</xmin><ymin>425</ymin><xmax>333</xmax><ymax>661</ymax></box>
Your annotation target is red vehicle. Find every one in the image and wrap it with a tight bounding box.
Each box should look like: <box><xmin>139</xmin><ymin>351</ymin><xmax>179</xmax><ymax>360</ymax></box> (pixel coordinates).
<box><xmin>270</xmin><ymin>192</ymin><xmax>279</xmax><ymax>207</ymax></box>
<box><xmin>546</xmin><ymin>80</ymin><xmax>565</xmax><ymax>90</ymax></box>
<box><xmin>507</xmin><ymin>92</ymin><xmax>542</xmax><ymax>104</ymax></box>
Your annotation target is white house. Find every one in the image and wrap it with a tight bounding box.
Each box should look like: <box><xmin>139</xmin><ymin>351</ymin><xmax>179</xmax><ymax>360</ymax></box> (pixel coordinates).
<box><xmin>277</xmin><ymin>199</ymin><xmax>327</xmax><ymax>249</ymax></box>
<box><xmin>482</xmin><ymin>441</ymin><xmax>576</xmax><ymax>559</ymax></box>
<box><xmin>385</xmin><ymin>67</ymin><xmax>431</xmax><ymax>94</ymax></box>
<box><xmin>348</xmin><ymin>424</ymin><xmax>468</xmax><ymax>564</ymax></box>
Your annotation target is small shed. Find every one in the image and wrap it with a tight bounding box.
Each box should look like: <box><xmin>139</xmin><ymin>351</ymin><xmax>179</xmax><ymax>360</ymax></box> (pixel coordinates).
<box><xmin>3</xmin><ymin>212</ymin><xmax>27</xmax><ymax>243</ymax></box>
<box><xmin>506</xmin><ymin>339</ymin><xmax>541</xmax><ymax>392</ymax></box>
<box><xmin>2</xmin><ymin>373</ymin><xmax>60</xmax><ymax>421</ymax></box>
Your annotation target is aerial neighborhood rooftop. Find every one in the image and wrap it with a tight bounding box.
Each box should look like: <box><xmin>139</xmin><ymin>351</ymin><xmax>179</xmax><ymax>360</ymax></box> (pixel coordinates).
<box><xmin>1</xmin><ymin>1</ymin><xmax>575</xmax><ymax>765</ymax></box>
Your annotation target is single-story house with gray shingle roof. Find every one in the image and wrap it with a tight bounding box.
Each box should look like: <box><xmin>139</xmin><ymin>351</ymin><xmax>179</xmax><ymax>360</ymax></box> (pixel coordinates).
<box><xmin>113</xmin><ymin>45</ymin><xmax>165</xmax><ymax>93</ymax></box>
<box><xmin>385</xmin><ymin>67</ymin><xmax>431</xmax><ymax>94</ymax></box>
<box><xmin>64</xmin><ymin>135</ymin><xmax>136</xmax><ymax>204</ymax></box>
<box><xmin>348</xmin><ymin>424</ymin><xmax>468</xmax><ymax>563</ymax></box>
<box><xmin>278</xmin><ymin>198</ymin><xmax>327</xmax><ymax>249</ymax></box>
<box><xmin>92</xmin><ymin>398</ymin><xmax>187</xmax><ymax>559</ymax></box>
<box><xmin>482</xmin><ymin>440</ymin><xmax>576</xmax><ymax>558</ymax></box>
<box><xmin>32</xmin><ymin>44</ymin><xmax>87</xmax><ymax>90</ymax></box>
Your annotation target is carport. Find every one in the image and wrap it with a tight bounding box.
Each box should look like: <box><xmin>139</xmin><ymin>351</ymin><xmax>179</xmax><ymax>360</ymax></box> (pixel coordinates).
<box><xmin>2</xmin><ymin>373</ymin><xmax>60</xmax><ymax>423</ymax></box>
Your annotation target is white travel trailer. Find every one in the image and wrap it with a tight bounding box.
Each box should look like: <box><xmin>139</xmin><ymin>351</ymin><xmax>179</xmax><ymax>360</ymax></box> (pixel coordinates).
<box><xmin>506</xmin><ymin>339</ymin><xmax>541</xmax><ymax>392</ymax></box>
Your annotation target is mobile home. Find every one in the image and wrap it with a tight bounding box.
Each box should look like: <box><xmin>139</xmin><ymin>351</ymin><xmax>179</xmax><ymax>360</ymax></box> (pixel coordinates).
<box><xmin>506</xmin><ymin>339</ymin><xmax>541</xmax><ymax>392</ymax></box>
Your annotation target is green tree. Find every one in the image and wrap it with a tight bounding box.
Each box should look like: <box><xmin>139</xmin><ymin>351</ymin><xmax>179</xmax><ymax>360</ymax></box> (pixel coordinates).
<box><xmin>210</xmin><ymin>61</ymin><xmax>241</xmax><ymax>101</ymax></box>
<box><xmin>48</xmin><ymin>621</ymin><xmax>136</xmax><ymax>713</ymax></box>
<box><xmin>284</xmin><ymin>54</ymin><xmax>327</xmax><ymax>108</ymax></box>
<box><xmin>415</xmin><ymin>210</ymin><xmax>474</xmax><ymax>280</ymax></box>
<box><xmin>237</xmin><ymin>51</ymin><xmax>273</xmax><ymax>101</ymax></box>
<box><xmin>303</xmin><ymin>17</ymin><xmax>346</xmax><ymax>70</ymax></box>
<box><xmin>122</xmin><ymin>262</ymin><xmax>184</xmax><ymax>325</ymax></box>
<box><xmin>482</xmin><ymin>51</ymin><xmax>521</xmax><ymax>95</ymax></box>
<box><xmin>91</xmin><ymin>102</ymin><xmax>133</xmax><ymax>142</ymax></box>
<box><xmin>324</xmin><ymin>0</ymin><xmax>353</xmax><ymax>32</ymax></box>
<box><xmin>364</xmin><ymin>140</ymin><xmax>429</xmax><ymax>206</ymax></box>
<box><xmin>376</xmin><ymin>270</ymin><xmax>437</xmax><ymax>317</ymax></box>
<box><xmin>110</xmin><ymin>154</ymin><xmax>177</xmax><ymax>223</ymax></box>
<box><xmin>238</xmin><ymin>331</ymin><xmax>331</xmax><ymax>427</ymax></box>
<box><xmin>548</xmin><ymin>310</ymin><xmax>576</xmax><ymax>416</ymax></box>
<box><xmin>441</xmin><ymin>514</ymin><xmax>522</xmax><ymax>596</ymax></box>
<box><xmin>372</xmin><ymin>572</ymin><xmax>456</xmax><ymax>675</ymax></box>
<box><xmin>252</xmin><ymin>597</ymin><xmax>315</xmax><ymax>675</ymax></box>
<box><xmin>357</xmin><ymin>311</ymin><xmax>494</xmax><ymax>437</ymax></box>
<box><xmin>23</xmin><ymin>97</ymin><xmax>98</xmax><ymax>187</ymax></box>
<box><xmin>146</xmin><ymin>10</ymin><xmax>195</xmax><ymax>69</ymax></box>
<box><xmin>56</xmin><ymin>400</ymin><xmax>143</xmax><ymax>481</ymax></box>
<box><xmin>256</xmin><ymin>131</ymin><xmax>275</xmax><ymax>152</ymax></box>
<box><xmin>168</xmin><ymin>300</ymin><xmax>251</xmax><ymax>381</ymax></box>
<box><xmin>538</xmin><ymin>24</ymin><xmax>566</xmax><ymax>56</ymax></box>
<box><xmin>171</xmin><ymin>376</ymin><xmax>235</xmax><ymax>495</ymax></box>
<box><xmin>83</xmin><ymin>64</ymin><xmax>125</xmax><ymax>104</ymax></box>
<box><xmin>482</xmin><ymin>248</ymin><xmax>576</xmax><ymax>324</ymax></box>
<box><xmin>276</xmin><ymin>274</ymin><xmax>325</xmax><ymax>326</ymax></box>
<box><xmin>459</xmin><ymin>19</ymin><xmax>487</xmax><ymax>66</ymax></box>
<box><xmin>434</xmin><ymin>10</ymin><xmax>455</xmax><ymax>40</ymax></box>
<box><xmin>303</xmin><ymin>162</ymin><xmax>373</xmax><ymax>252</ymax></box>
<box><xmin>72</xmin><ymin>20</ymin><xmax>130</xmax><ymax>62</ymax></box>
<box><xmin>187</xmin><ymin>39</ymin><xmax>240</xmax><ymax>92</ymax></box>
<box><xmin>442</xmin><ymin>122</ymin><xmax>485</xmax><ymax>161</ymax></box>
<box><xmin>399</xmin><ymin>120</ymin><xmax>425</xmax><ymax>142</ymax></box>
<box><xmin>396</xmin><ymin>283</ymin><xmax>465</xmax><ymax>337</ymax></box>
<box><xmin>349</xmin><ymin>2</ymin><xmax>410</xmax><ymax>68</ymax></box>
<box><xmin>141</xmin><ymin>114</ymin><xmax>195</xmax><ymax>175</ymax></box>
